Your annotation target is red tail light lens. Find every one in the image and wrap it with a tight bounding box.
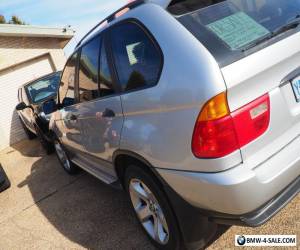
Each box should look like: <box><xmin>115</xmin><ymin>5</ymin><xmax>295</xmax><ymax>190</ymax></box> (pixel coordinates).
<box><xmin>232</xmin><ymin>94</ymin><xmax>270</xmax><ymax>147</ymax></box>
<box><xmin>192</xmin><ymin>93</ymin><xmax>270</xmax><ymax>158</ymax></box>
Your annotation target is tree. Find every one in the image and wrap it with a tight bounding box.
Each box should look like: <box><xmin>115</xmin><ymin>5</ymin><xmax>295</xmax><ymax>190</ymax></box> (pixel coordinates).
<box><xmin>0</xmin><ymin>14</ymin><xmax>26</xmax><ymax>25</ymax></box>
<box><xmin>9</xmin><ymin>15</ymin><xmax>25</xmax><ymax>25</ymax></box>
<box><xmin>0</xmin><ymin>15</ymin><xmax>6</xmax><ymax>24</ymax></box>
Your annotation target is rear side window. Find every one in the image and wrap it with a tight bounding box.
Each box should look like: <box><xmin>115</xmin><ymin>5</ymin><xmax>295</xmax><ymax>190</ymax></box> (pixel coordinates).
<box><xmin>60</xmin><ymin>53</ymin><xmax>77</xmax><ymax>107</ymax></box>
<box><xmin>110</xmin><ymin>22</ymin><xmax>162</xmax><ymax>92</ymax></box>
<box><xmin>78</xmin><ymin>36</ymin><xmax>101</xmax><ymax>102</ymax></box>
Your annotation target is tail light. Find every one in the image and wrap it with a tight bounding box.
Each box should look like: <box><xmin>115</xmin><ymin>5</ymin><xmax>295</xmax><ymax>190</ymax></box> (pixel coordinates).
<box><xmin>192</xmin><ymin>92</ymin><xmax>270</xmax><ymax>158</ymax></box>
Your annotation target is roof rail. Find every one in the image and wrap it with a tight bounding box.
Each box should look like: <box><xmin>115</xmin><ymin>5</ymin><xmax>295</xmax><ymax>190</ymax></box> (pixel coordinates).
<box><xmin>75</xmin><ymin>0</ymin><xmax>145</xmax><ymax>49</ymax></box>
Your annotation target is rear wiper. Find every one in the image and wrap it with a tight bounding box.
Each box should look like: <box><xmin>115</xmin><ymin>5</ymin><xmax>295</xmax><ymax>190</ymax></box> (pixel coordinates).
<box><xmin>242</xmin><ymin>14</ymin><xmax>300</xmax><ymax>52</ymax></box>
<box><xmin>241</xmin><ymin>33</ymin><xmax>273</xmax><ymax>52</ymax></box>
<box><xmin>272</xmin><ymin>14</ymin><xmax>300</xmax><ymax>37</ymax></box>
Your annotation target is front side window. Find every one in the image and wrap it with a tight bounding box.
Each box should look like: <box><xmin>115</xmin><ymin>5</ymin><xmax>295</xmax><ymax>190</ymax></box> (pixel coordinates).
<box><xmin>59</xmin><ymin>53</ymin><xmax>77</xmax><ymax>107</ymax></box>
<box><xmin>78</xmin><ymin>36</ymin><xmax>101</xmax><ymax>102</ymax></box>
<box><xmin>110</xmin><ymin>22</ymin><xmax>162</xmax><ymax>92</ymax></box>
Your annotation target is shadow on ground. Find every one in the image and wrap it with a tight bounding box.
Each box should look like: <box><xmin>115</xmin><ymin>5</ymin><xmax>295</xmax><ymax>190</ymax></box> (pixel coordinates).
<box><xmin>9</xmin><ymin>140</ymin><xmax>228</xmax><ymax>250</ymax></box>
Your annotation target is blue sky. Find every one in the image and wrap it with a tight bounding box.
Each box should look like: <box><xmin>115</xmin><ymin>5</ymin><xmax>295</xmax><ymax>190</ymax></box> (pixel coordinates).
<box><xmin>0</xmin><ymin>0</ymin><xmax>127</xmax><ymax>55</ymax></box>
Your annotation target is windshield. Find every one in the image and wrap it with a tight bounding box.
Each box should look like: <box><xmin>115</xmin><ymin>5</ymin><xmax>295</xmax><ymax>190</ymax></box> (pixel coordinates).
<box><xmin>25</xmin><ymin>72</ymin><xmax>61</xmax><ymax>104</ymax></box>
<box><xmin>172</xmin><ymin>0</ymin><xmax>300</xmax><ymax>66</ymax></box>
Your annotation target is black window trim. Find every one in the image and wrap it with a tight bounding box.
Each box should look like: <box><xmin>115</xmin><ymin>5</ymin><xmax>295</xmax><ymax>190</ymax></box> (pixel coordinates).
<box><xmin>104</xmin><ymin>27</ymin><xmax>123</xmax><ymax>95</ymax></box>
<box><xmin>106</xmin><ymin>18</ymin><xmax>164</xmax><ymax>96</ymax></box>
<box><xmin>95</xmin><ymin>30</ymin><xmax>120</xmax><ymax>101</ymax></box>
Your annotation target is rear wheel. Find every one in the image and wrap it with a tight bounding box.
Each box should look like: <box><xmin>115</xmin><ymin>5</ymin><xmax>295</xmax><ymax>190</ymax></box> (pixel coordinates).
<box><xmin>19</xmin><ymin>117</ymin><xmax>36</xmax><ymax>140</ymax></box>
<box><xmin>54</xmin><ymin>140</ymin><xmax>78</xmax><ymax>175</ymax></box>
<box><xmin>125</xmin><ymin>166</ymin><xmax>181</xmax><ymax>250</ymax></box>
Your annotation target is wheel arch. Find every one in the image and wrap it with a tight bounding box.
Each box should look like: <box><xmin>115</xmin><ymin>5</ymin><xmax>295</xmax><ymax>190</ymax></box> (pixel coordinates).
<box><xmin>112</xmin><ymin>150</ymin><xmax>216</xmax><ymax>249</ymax></box>
<box><xmin>112</xmin><ymin>150</ymin><xmax>167</xmax><ymax>190</ymax></box>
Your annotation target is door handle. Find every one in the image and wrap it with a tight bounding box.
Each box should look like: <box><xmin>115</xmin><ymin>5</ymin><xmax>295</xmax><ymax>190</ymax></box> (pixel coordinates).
<box><xmin>102</xmin><ymin>108</ymin><xmax>115</xmax><ymax>118</ymax></box>
<box><xmin>69</xmin><ymin>114</ymin><xmax>78</xmax><ymax>121</ymax></box>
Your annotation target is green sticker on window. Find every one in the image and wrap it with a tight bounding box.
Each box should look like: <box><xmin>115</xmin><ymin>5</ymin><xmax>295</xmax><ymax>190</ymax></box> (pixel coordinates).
<box><xmin>207</xmin><ymin>12</ymin><xmax>270</xmax><ymax>50</ymax></box>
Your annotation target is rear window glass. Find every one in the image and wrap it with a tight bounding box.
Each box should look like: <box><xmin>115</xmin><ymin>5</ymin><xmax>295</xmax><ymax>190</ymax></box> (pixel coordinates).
<box><xmin>171</xmin><ymin>0</ymin><xmax>300</xmax><ymax>66</ymax></box>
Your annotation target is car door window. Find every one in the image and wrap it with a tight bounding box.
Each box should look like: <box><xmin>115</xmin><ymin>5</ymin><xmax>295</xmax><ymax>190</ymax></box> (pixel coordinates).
<box><xmin>110</xmin><ymin>22</ymin><xmax>162</xmax><ymax>92</ymax></box>
<box><xmin>60</xmin><ymin>53</ymin><xmax>77</xmax><ymax>107</ymax></box>
<box><xmin>99</xmin><ymin>40</ymin><xmax>115</xmax><ymax>97</ymax></box>
<box><xmin>78</xmin><ymin>36</ymin><xmax>101</xmax><ymax>102</ymax></box>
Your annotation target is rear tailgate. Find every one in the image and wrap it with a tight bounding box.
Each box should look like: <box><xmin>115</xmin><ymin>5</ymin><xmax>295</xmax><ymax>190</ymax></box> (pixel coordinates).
<box><xmin>222</xmin><ymin>31</ymin><xmax>300</xmax><ymax>169</ymax></box>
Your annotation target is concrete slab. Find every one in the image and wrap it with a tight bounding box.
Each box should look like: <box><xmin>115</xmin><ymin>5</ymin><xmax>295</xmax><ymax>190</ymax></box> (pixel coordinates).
<box><xmin>0</xmin><ymin>139</ymin><xmax>298</xmax><ymax>249</ymax></box>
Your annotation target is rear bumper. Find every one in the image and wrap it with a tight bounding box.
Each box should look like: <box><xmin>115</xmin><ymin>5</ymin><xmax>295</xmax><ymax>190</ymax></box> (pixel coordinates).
<box><xmin>210</xmin><ymin>175</ymin><xmax>300</xmax><ymax>226</ymax></box>
<box><xmin>160</xmin><ymin>171</ymin><xmax>299</xmax><ymax>250</ymax></box>
<box><xmin>157</xmin><ymin>134</ymin><xmax>300</xmax><ymax>216</ymax></box>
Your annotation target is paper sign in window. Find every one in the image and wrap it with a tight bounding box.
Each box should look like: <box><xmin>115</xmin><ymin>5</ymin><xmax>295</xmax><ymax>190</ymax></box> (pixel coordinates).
<box><xmin>207</xmin><ymin>12</ymin><xmax>270</xmax><ymax>50</ymax></box>
<box><xmin>126</xmin><ymin>42</ymin><xmax>141</xmax><ymax>65</ymax></box>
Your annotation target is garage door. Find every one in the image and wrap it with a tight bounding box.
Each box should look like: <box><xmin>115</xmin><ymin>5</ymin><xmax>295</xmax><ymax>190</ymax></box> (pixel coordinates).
<box><xmin>0</xmin><ymin>56</ymin><xmax>54</xmax><ymax>150</ymax></box>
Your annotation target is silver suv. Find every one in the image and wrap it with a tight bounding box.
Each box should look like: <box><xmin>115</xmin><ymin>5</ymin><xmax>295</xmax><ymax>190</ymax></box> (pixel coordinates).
<box><xmin>50</xmin><ymin>0</ymin><xmax>300</xmax><ymax>249</ymax></box>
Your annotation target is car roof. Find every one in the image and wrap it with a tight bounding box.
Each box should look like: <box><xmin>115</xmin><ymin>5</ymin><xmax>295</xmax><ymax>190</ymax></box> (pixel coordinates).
<box><xmin>73</xmin><ymin>0</ymin><xmax>172</xmax><ymax>53</ymax></box>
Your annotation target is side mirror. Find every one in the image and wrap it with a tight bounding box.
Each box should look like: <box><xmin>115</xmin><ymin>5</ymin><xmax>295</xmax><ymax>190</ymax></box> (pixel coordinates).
<box><xmin>16</xmin><ymin>102</ymin><xmax>27</xmax><ymax>111</ymax></box>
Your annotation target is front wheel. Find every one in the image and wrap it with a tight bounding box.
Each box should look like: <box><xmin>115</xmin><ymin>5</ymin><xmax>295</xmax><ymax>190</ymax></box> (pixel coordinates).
<box><xmin>54</xmin><ymin>140</ymin><xmax>78</xmax><ymax>175</ymax></box>
<box><xmin>125</xmin><ymin>166</ymin><xmax>181</xmax><ymax>250</ymax></box>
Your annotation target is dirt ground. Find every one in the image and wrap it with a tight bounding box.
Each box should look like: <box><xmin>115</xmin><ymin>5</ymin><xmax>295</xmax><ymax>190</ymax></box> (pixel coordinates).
<box><xmin>0</xmin><ymin>139</ymin><xmax>299</xmax><ymax>250</ymax></box>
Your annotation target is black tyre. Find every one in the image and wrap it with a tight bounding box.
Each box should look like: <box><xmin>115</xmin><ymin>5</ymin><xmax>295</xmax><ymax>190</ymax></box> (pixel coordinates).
<box><xmin>19</xmin><ymin>117</ymin><xmax>36</xmax><ymax>140</ymax></box>
<box><xmin>35</xmin><ymin>127</ymin><xmax>54</xmax><ymax>155</ymax></box>
<box><xmin>54</xmin><ymin>139</ymin><xmax>78</xmax><ymax>175</ymax></box>
<box><xmin>125</xmin><ymin>165</ymin><xmax>181</xmax><ymax>250</ymax></box>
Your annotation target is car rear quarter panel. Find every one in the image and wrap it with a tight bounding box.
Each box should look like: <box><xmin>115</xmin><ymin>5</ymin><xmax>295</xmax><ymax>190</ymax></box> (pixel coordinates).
<box><xmin>118</xmin><ymin>4</ymin><xmax>242</xmax><ymax>172</ymax></box>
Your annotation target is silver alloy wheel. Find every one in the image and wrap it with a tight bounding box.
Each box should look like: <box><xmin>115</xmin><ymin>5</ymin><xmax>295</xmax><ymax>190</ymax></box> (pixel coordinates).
<box><xmin>129</xmin><ymin>179</ymin><xmax>169</xmax><ymax>245</ymax></box>
<box><xmin>54</xmin><ymin>141</ymin><xmax>71</xmax><ymax>170</ymax></box>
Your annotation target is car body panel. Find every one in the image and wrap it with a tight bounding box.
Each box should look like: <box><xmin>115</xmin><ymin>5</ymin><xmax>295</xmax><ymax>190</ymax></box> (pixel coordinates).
<box><xmin>53</xmin><ymin>96</ymin><xmax>123</xmax><ymax>177</ymax></box>
<box><xmin>118</xmin><ymin>4</ymin><xmax>242</xmax><ymax>172</ymax></box>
